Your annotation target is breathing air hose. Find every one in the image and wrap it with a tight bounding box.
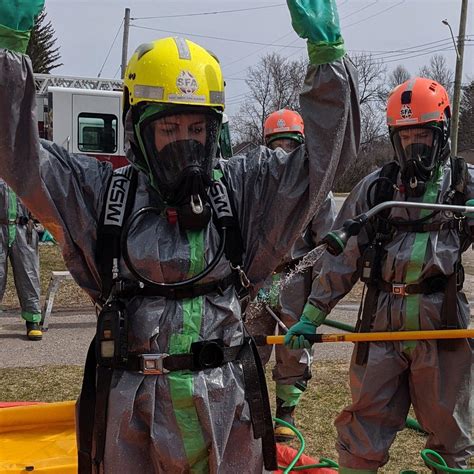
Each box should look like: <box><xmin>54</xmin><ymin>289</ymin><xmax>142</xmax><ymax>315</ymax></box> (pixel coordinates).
<box><xmin>121</xmin><ymin>206</ymin><xmax>226</xmax><ymax>288</ymax></box>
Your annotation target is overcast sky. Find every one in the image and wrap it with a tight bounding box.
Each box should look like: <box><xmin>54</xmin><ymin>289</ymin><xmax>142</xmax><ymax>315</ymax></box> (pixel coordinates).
<box><xmin>45</xmin><ymin>0</ymin><xmax>473</xmax><ymax>117</ymax></box>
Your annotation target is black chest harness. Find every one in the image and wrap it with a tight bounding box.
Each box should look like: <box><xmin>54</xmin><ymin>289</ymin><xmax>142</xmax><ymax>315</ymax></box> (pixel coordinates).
<box><xmin>78</xmin><ymin>166</ymin><xmax>277</xmax><ymax>472</ymax></box>
<box><xmin>355</xmin><ymin>157</ymin><xmax>472</xmax><ymax>365</ymax></box>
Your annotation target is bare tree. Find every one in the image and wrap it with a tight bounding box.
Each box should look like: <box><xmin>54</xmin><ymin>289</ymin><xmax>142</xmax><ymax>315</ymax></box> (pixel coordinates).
<box><xmin>387</xmin><ymin>64</ymin><xmax>410</xmax><ymax>90</ymax></box>
<box><xmin>233</xmin><ymin>51</ymin><xmax>393</xmax><ymax>193</ymax></box>
<box><xmin>418</xmin><ymin>54</ymin><xmax>453</xmax><ymax>98</ymax></box>
<box><xmin>233</xmin><ymin>52</ymin><xmax>306</xmax><ymax>144</ymax></box>
<box><xmin>350</xmin><ymin>53</ymin><xmax>387</xmax><ymax>105</ymax></box>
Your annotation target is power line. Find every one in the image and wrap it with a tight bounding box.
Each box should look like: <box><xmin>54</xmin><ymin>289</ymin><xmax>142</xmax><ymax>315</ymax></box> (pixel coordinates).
<box><xmin>97</xmin><ymin>19</ymin><xmax>124</xmax><ymax>78</ymax></box>
<box><xmin>362</xmin><ymin>40</ymin><xmax>455</xmax><ymax>61</ymax></box>
<box><xmin>130</xmin><ymin>24</ymin><xmax>304</xmax><ymax>49</ymax></box>
<box><xmin>132</xmin><ymin>4</ymin><xmax>285</xmax><ymax>20</ymax></box>
<box><xmin>379</xmin><ymin>44</ymin><xmax>473</xmax><ymax>64</ymax></box>
<box><xmin>340</xmin><ymin>1</ymin><xmax>379</xmax><ymax>20</ymax></box>
<box><xmin>344</xmin><ymin>0</ymin><xmax>406</xmax><ymax>29</ymax></box>
<box><xmin>347</xmin><ymin>37</ymin><xmax>469</xmax><ymax>56</ymax></box>
<box><xmin>370</xmin><ymin>39</ymin><xmax>473</xmax><ymax>63</ymax></box>
<box><xmin>222</xmin><ymin>30</ymin><xmax>295</xmax><ymax>70</ymax></box>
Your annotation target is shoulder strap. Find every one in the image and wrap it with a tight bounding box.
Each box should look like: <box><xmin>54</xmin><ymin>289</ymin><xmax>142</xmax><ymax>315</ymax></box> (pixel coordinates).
<box><xmin>449</xmin><ymin>156</ymin><xmax>468</xmax><ymax>205</ymax></box>
<box><xmin>209</xmin><ymin>166</ymin><xmax>245</xmax><ymax>267</ymax></box>
<box><xmin>97</xmin><ymin>166</ymin><xmax>138</xmax><ymax>302</ymax></box>
<box><xmin>374</xmin><ymin>161</ymin><xmax>400</xmax><ymax>207</ymax></box>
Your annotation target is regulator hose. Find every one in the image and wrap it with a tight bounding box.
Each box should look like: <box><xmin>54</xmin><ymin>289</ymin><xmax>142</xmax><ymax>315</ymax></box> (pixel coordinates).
<box><xmin>121</xmin><ymin>206</ymin><xmax>226</xmax><ymax>289</ymax></box>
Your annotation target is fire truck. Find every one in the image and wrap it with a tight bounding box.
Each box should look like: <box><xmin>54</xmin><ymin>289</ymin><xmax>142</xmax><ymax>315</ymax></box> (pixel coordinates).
<box><xmin>35</xmin><ymin>74</ymin><xmax>127</xmax><ymax>169</ymax></box>
<box><xmin>35</xmin><ymin>74</ymin><xmax>233</xmax><ymax>169</ymax></box>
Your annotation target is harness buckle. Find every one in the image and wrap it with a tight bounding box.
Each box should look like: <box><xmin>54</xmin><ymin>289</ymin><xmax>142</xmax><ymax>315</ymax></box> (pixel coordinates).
<box><xmin>139</xmin><ymin>353</ymin><xmax>170</xmax><ymax>375</ymax></box>
<box><xmin>231</xmin><ymin>264</ymin><xmax>250</xmax><ymax>289</ymax></box>
<box><xmin>392</xmin><ymin>283</ymin><xmax>407</xmax><ymax>296</ymax></box>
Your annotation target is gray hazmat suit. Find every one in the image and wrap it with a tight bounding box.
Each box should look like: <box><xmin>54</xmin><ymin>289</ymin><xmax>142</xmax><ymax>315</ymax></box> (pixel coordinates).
<box><xmin>307</xmin><ymin>166</ymin><xmax>474</xmax><ymax>471</ymax></box>
<box><xmin>0</xmin><ymin>48</ymin><xmax>359</xmax><ymax>473</ymax></box>
<box><xmin>248</xmin><ymin>195</ymin><xmax>336</xmax><ymax>391</ymax></box>
<box><xmin>0</xmin><ymin>178</ymin><xmax>40</xmax><ymax>322</ymax></box>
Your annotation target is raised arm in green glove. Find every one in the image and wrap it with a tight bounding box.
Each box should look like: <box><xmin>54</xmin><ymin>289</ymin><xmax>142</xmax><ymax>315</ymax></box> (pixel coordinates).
<box><xmin>0</xmin><ymin>0</ymin><xmax>45</xmax><ymax>53</ymax></box>
<box><xmin>287</xmin><ymin>0</ymin><xmax>345</xmax><ymax>65</ymax></box>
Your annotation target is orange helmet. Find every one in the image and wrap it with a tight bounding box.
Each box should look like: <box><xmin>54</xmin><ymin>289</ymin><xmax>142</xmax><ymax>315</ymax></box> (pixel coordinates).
<box><xmin>387</xmin><ymin>77</ymin><xmax>450</xmax><ymax>130</ymax></box>
<box><xmin>263</xmin><ymin>109</ymin><xmax>304</xmax><ymax>147</ymax></box>
<box><xmin>387</xmin><ymin>78</ymin><xmax>451</xmax><ymax>188</ymax></box>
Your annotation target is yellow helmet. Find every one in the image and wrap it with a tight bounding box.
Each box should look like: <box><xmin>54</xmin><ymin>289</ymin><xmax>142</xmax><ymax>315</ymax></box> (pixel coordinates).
<box><xmin>123</xmin><ymin>37</ymin><xmax>225</xmax><ymax>114</ymax></box>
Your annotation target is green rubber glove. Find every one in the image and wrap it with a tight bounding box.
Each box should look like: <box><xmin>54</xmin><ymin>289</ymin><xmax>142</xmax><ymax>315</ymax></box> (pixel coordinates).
<box><xmin>0</xmin><ymin>0</ymin><xmax>45</xmax><ymax>53</ymax></box>
<box><xmin>465</xmin><ymin>199</ymin><xmax>474</xmax><ymax>218</ymax></box>
<box><xmin>284</xmin><ymin>303</ymin><xmax>327</xmax><ymax>349</ymax></box>
<box><xmin>286</xmin><ymin>0</ymin><xmax>345</xmax><ymax>65</ymax></box>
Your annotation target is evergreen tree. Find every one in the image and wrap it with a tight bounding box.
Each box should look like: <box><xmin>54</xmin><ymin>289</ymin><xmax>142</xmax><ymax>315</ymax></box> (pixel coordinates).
<box><xmin>26</xmin><ymin>9</ymin><xmax>62</xmax><ymax>74</ymax></box>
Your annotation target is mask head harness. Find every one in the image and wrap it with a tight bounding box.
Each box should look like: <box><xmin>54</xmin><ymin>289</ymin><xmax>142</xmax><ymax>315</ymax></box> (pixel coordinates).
<box><xmin>386</xmin><ymin>77</ymin><xmax>451</xmax><ymax>197</ymax></box>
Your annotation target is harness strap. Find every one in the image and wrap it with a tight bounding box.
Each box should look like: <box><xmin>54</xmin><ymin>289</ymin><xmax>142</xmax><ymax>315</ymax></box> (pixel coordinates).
<box><xmin>93</xmin><ymin>366</ymin><xmax>112</xmax><ymax>471</ymax></box>
<box><xmin>0</xmin><ymin>217</ymin><xmax>30</xmax><ymax>225</ymax></box>
<box><xmin>439</xmin><ymin>264</ymin><xmax>464</xmax><ymax>351</ymax></box>
<box><xmin>97</xmin><ymin>166</ymin><xmax>138</xmax><ymax>303</ymax></box>
<box><xmin>78</xmin><ymin>338</ymin><xmax>97</xmax><ymax>474</ymax></box>
<box><xmin>238</xmin><ymin>338</ymin><xmax>277</xmax><ymax>471</ymax></box>
<box><xmin>355</xmin><ymin>284</ymin><xmax>378</xmax><ymax>366</ymax></box>
<box><xmin>124</xmin><ymin>345</ymin><xmax>242</xmax><ymax>373</ymax></box>
<box><xmin>115</xmin><ymin>272</ymin><xmax>240</xmax><ymax>300</ymax></box>
<box><xmin>375</xmin><ymin>273</ymin><xmax>462</xmax><ymax>295</ymax></box>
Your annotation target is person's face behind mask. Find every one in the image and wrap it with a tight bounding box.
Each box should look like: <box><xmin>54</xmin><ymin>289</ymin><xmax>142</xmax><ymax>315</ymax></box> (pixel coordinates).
<box><xmin>392</xmin><ymin>127</ymin><xmax>439</xmax><ymax>184</ymax></box>
<box><xmin>268</xmin><ymin>137</ymin><xmax>301</xmax><ymax>153</ymax></box>
<box><xmin>142</xmin><ymin>111</ymin><xmax>220</xmax><ymax>204</ymax></box>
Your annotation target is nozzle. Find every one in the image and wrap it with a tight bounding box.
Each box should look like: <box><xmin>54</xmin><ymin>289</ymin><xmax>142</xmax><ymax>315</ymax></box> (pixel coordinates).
<box><xmin>321</xmin><ymin>215</ymin><xmax>368</xmax><ymax>256</ymax></box>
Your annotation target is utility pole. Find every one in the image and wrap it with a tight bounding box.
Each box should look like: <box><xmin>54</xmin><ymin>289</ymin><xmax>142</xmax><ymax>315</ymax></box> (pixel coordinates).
<box><xmin>451</xmin><ymin>0</ymin><xmax>469</xmax><ymax>156</ymax></box>
<box><xmin>121</xmin><ymin>8</ymin><xmax>131</xmax><ymax>79</ymax></box>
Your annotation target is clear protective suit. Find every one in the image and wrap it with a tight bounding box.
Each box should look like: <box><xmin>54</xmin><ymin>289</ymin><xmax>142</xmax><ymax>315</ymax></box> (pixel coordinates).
<box><xmin>0</xmin><ymin>2</ymin><xmax>359</xmax><ymax>473</ymax></box>
<box><xmin>0</xmin><ymin>179</ymin><xmax>40</xmax><ymax>323</ymax></box>
<box><xmin>305</xmin><ymin>165</ymin><xmax>474</xmax><ymax>472</ymax></box>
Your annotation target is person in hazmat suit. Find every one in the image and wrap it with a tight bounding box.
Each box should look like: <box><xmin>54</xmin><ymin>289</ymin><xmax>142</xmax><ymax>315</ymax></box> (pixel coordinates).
<box><xmin>285</xmin><ymin>77</ymin><xmax>474</xmax><ymax>472</ymax></box>
<box><xmin>0</xmin><ymin>179</ymin><xmax>42</xmax><ymax>340</ymax></box>
<box><xmin>249</xmin><ymin>109</ymin><xmax>336</xmax><ymax>443</ymax></box>
<box><xmin>0</xmin><ymin>0</ymin><xmax>359</xmax><ymax>471</ymax></box>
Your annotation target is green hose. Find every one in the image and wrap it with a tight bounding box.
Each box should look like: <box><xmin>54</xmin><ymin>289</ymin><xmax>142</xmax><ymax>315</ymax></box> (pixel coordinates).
<box><xmin>421</xmin><ymin>450</ymin><xmax>474</xmax><ymax>473</ymax></box>
<box><xmin>273</xmin><ymin>419</ymin><xmax>473</xmax><ymax>473</ymax></box>
<box><xmin>273</xmin><ymin>417</ymin><xmax>338</xmax><ymax>473</ymax></box>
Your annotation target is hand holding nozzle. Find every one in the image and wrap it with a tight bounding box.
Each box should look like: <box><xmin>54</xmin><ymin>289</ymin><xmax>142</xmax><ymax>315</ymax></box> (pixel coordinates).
<box><xmin>320</xmin><ymin>215</ymin><xmax>368</xmax><ymax>256</ymax></box>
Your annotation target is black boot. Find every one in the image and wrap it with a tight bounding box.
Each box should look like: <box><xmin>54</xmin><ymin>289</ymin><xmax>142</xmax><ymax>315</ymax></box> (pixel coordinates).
<box><xmin>274</xmin><ymin>397</ymin><xmax>297</xmax><ymax>443</ymax></box>
<box><xmin>26</xmin><ymin>321</ymin><xmax>43</xmax><ymax>341</ymax></box>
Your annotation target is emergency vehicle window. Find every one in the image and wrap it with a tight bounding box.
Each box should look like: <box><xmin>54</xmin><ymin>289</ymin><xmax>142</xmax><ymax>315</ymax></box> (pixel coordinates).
<box><xmin>78</xmin><ymin>113</ymin><xmax>118</xmax><ymax>153</ymax></box>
